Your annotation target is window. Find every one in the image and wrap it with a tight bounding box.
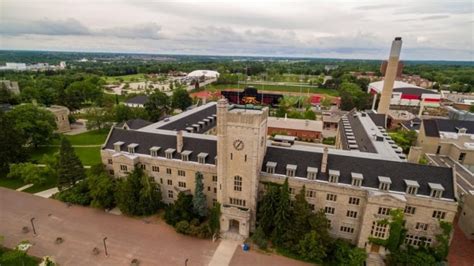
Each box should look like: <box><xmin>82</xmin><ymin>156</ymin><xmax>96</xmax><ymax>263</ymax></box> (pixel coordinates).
<box><xmin>378</xmin><ymin>176</ymin><xmax>391</xmax><ymax>191</ymax></box>
<box><xmin>160</xmin><ymin>178</ymin><xmax>163</xmax><ymax>184</ymax></box>
<box><xmin>378</xmin><ymin>207</ymin><xmax>391</xmax><ymax>215</ymax></box>
<box><xmin>178</xmin><ymin>170</ymin><xmax>186</xmax><ymax>177</ymax></box>
<box><xmin>165</xmin><ymin>149</ymin><xmax>175</xmax><ymax>159</ymax></box>
<box><xmin>230</xmin><ymin>153</ymin><xmax>233</xmax><ymax>160</ymax></box>
<box><xmin>306</xmin><ymin>189</ymin><xmax>316</xmax><ymax>198</ymax></box>
<box><xmin>207</xmin><ymin>186</ymin><xmax>210</xmax><ymax>191</ymax></box>
<box><xmin>307</xmin><ymin>171</ymin><xmax>317</xmax><ymax>180</ymax></box>
<box><xmin>351</xmin><ymin>174</ymin><xmax>363</xmax><ymax>187</ymax></box>
<box><xmin>107</xmin><ymin>159</ymin><xmax>113</xmax><ymax>165</ymax></box>
<box><xmin>307</xmin><ymin>167</ymin><xmax>318</xmax><ymax>180</ymax></box>
<box><xmin>150</xmin><ymin>147</ymin><xmax>160</xmax><ymax>157</ymax></box>
<box><xmin>346</xmin><ymin>210</ymin><xmax>358</xmax><ymax>218</ymax></box>
<box><xmin>289</xmin><ymin>187</ymin><xmax>296</xmax><ymax>195</ymax></box>
<box><xmin>405</xmin><ymin>235</ymin><xmax>432</xmax><ymax>247</ymax></box>
<box><xmin>405</xmin><ymin>180</ymin><xmax>419</xmax><ymax>195</ymax></box>
<box><xmin>198</xmin><ymin>153</ymin><xmax>208</xmax><ymax>164</ymax></box>
<box><xmin>167</xmin><ymin>179</ymin><xmax>172</xmax><ymax>186</ymax></box>
<box><xmin>152</xmin><ymin>166</ymin><xmax>160</xmax><ymax>172</ymax></box>
<box><xmin>212</xmin><ymin>198</ymin><xmax>217</xmax><ymax>206</ymax></box>
<box><xmin>432</xmin><ymin>210</ymin><xmax>446</xmax><ymax>220</ymax></box>
<box><xmin>326</xmin><ymin>193</ymin><xmax>337</xmax><ymax>201</ymax></box>
<box><xmin>166</xmin><ymin>168</ymin><xmax>172</xmax><ymax>175</ymax></box>
<box><xmin>178</xmin><ymin>181</ymin><xmax>186</xmax><ymax>188</ymax></box>
<box><xmin>415</xmin><ymin>222</ymin><xmax>428</xmax><ymax>231</ymax></box>
<box><xmin>404</xmin><ymin>206</ymin><xmax>416</xmax><ymax>215</ymax></box>
<box><xmin>214</xmin><ymin>187</ymin><xmax>217</xmax><ymax>194</ymax></box>
<box><xmin>371</xmin><ymin>221</ymin><xmax>388</xmax><ymax>238</ymax></box>
<box><xmin>120</xmin><ymin>165</ymin><xmax>127</xmax><ymax>171</ymax></box>
<box><xmin>168</xmin><ymin>190</ymin><xmax>173</xmax><ymax>199</ymax></box>
<box><xmin>109</xmin><ymin>170</ymin><xmax>114</xmax><ymax>175</ymax></box>
<box><xmin>325</xmin><ymin>206</ymin><xmax>335</xmax><ymax>215</ymax></box>
<box><xmin>430</xmin><ymin>189</ymin><xmax>443</xmax><ymax>198</ymax></box>
<box><xmin>286</xmin><ymin>165</ymin><xmax>296</xmax><ymax>177</ymax></box>
<box><xmin>340</xmin><ymin>226</ymin><xmax>354</xmax><ymax>234</ymax></box>
<box><xmin>212</xmin><ymin>175</ymin><xmax>218</xmax><ymax>183</ymax></box>
<box><xmin>458</xmin><ymin>152</ymin><xmax>466</xmax><ymax>162</ymax></box>
<box><xmin>328</xmin><ymin>169</ymin><xmax>340</xmax><ymax>183</ymax></box>
<box><xmin>128</xmin><ymin>143</ymin><xmax>138</xmax><ymax>154</ymax></box>
<box><xmin>229</xmin><ymin>197</ymin><xmax>246</xmax><ymax>207</ymax></box>
<box><xmin>234</xmin><ymin>176</ymin><xmax>242</xmax><ymax>191</ymax></box>
<box><xmin>348</xmin><ymin>197</ymin><xmax>360</xmax><ymax>205</ymax></box>
<box><xmin>266</xmin><ymin>162</ymin><xmax>276</xmax><ymax>174</ymax></box>
<box><xmin>407</xmin><ymin>186</ymin><xmax>418</xmax><ymax>195</ymax></box>
<box><xmin>245</xmin><ymin>154</ymin><xmax>247</xmax><ymax>162</ymax></box>
<box><xmin>140</xmin><ymin>164</ymin><xmax>146</xmax><ymax>170</ymax></box>
<box><xmin>114</xmin><ymin>141</ymin><xmax>124</xmax><ymax>152</ymax></box>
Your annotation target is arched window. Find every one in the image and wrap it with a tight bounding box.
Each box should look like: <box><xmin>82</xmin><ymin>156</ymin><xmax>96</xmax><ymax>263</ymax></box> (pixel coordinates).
<box><xmin>234</xmin><ymin>176</ymin><xmax>242</xmax><ymax>191</ymax></box>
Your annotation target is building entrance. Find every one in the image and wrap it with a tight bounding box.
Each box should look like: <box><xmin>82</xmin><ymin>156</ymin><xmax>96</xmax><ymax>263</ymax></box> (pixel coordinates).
<box><xmin>229</xmin><ymin>219</ymin><xmax>240</xmax><ymax>233</ymax></box>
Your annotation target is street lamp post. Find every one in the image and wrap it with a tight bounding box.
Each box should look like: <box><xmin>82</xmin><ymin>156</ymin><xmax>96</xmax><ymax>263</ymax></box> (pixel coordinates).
<box><xmin>103</xmin><ymin>237</ymin><xmax>108</xmax><ymax>257</ymax></box>
<box><xmin>30</xmin><ymin>217</ymin><xmax>36</xmax><ymax>235</ymax></box>
<box><xmin>185</xmin><ymin>258</ymin><xmax>189</xmax><ymax>266</ymax></box>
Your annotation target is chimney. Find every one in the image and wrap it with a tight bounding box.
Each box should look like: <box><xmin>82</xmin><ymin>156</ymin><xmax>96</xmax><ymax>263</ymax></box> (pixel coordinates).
<box><xmin>321</xmin><ymin>147</ymin><xmax>328</xmax><ymax>174</ymax></box>
<box><xmin>377</xmin><ymin>37</ymin><xmax>402</xmax><ymax>115</ymax></box>
<box><xmin>176</xmin><ymin>130</ymin><xmax>184</xmax><ymax>153</ymax></box>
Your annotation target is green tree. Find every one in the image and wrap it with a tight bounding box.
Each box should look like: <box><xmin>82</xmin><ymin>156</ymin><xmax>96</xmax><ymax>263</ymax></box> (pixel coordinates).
<box><xmin>327</xmin><ymin>239</ymin><xmax>367</xmax><ymax>266</ymax></box>
<box><xmin>433</xmin><ymin>221</ymin><xmax>452</xmax><ymax>261</ymax></box>
<box><xmin>171</xmin><ymin>88</ymin><xmax>193</xmax><ymax>111</ymax></box>
<box><xmin>0</xmin><ymin>111</ymin><xmax>26</xmax><ymax>176</ymax></box>
<box><xmin>7</xmin><ymin>163</ymin><xmax>47</xmax><ymax>185</ymax></box>
<box><xmin>84</xmin><ymin>107</ymin><xmax>112</xmax><ymax>130</ymax></box>
<box><xmin>54</xmin><ymin>180</ymin><xmax>92</xmax><ymax>206</ymax></box>
<box><xmin>113</xmin><ymin>104</ymin><xmax>133</xmax><ymax>122</ymax></box>
<box><xmin>257</xmin><ymin>184</ymin><xmax>280</xmax><ymax>236</ymax></box>
<box><xmin>193</xmin><ymin>172</ymin><xmax>207</xmax><ymax>218</ymax></box>
<box><xmin>7</xmin><ymin>104</ymin><xmax>57</xmax><ymax>147</ymax></box>
<box><xmin>115</xmin><ymin>167</ymin><xmax>162</xmax><ymax>216</ymax></box>
<box><xmin>298</xmin><ymin>230</ymin><xmax>327</xmax><ymax>263</ymax></box>
<box><xmin>144</xmin><ymin>91</ymin><xmax>170</xmax><ymax>122</ymax></box>
<box><xmin>209</xmin><ymin>202</ymin><xmax>221</xmax><ymax>235</ymax></box>
<box><xmin>273</xmin><ymin>178</ymin><xmax>291</xmax><ymax>245</ymax></box>
<box><xmin>57</xmin><ymin>138</ymin><xmax>86</xmax><ymax>189</ymax></box>
<box><xmin>164</xmin><ymin>192</ymin><xmax>195</xmax><ymax>225</ymax></box>
<box><xmin>469</xmin><ymin>105</ymin><xmax>474</xmax><ymax>113</ymax></box>
<box><xmin>286</xmin><ymin>186</ymin><xmax>311</xmax><ymax>251</ymax></box>
<box><xmin>88</xmin><ymin>165</ymin><xmax>116</xmax><ymax>209</ymax></box>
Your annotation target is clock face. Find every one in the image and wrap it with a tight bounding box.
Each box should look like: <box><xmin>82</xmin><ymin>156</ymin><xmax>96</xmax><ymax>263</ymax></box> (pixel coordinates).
<box><xmin>233</xmin><ymin>139</ymin><xmax>244</xmax><ymax>150</ymax></box>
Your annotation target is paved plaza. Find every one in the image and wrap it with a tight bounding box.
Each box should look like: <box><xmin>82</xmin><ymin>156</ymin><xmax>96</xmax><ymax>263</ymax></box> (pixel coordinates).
<box><xmin>0</xmin><ymin>188</ymin><xmax>308</xmax><ymax>266</ymax></box>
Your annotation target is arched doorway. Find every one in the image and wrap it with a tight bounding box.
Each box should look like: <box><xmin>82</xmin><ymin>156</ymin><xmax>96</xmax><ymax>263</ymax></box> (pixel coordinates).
<box><xmin>229</xmin><ymin>219</ymin><xmax>240</xmax><ymax>233</ymax></box>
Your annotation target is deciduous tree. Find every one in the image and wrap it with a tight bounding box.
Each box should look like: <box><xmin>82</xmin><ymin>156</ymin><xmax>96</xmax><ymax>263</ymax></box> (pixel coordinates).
<box><xmin>144</xmin><ymin>91</ymin><xmax>170</xmax><ymax>122</ymax></box>
<box><xmin>171</xmin><ymin>88</ymin><xmax>192</xmax><ymax>111</ymax></box>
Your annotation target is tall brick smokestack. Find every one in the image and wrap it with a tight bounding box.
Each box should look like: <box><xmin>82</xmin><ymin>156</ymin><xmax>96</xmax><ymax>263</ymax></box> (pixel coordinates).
<box><xmin>377</xmin><ymin>37</ymin><xmax>402</xmax><ymax>114</ymax></box>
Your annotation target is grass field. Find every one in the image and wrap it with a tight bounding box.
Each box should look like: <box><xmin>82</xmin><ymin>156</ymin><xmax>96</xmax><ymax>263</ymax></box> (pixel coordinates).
<box><xmin>103</xmin><ymin>73</ymin><xmax>146</xmax><ymax>83</ymax></box>
<box><xmin>31</xmin><ymin>146</ymin><xmax>102</xmax><ymax>166</ymax></box>
<box><xmin>204</xmin><ymin>83</ymin><xmax>339</xmax><ymax>96</ymax></box>
<box><xmin>65</xmin><ymin>130</ymin><xmax>109</xmax><ymax>145</ymax></box>
<box><xmin>0</xmin><ymin>177</ymin><xmax>25</xmax><ymax>190</ymax></box>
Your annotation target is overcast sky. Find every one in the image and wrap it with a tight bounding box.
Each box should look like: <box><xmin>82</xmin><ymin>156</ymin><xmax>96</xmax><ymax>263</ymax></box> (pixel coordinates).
<box><xmin>1</xmin><ymin>0</ymin><xmax>473</xmax><ymax>60</ymax></box>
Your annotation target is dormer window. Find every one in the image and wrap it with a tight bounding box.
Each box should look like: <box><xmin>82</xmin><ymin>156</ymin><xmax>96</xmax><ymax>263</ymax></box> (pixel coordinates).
<box><xmin>150</xmin><ymin>146</ymin><xmax>161</xmax><ymax>157</ymax></box>
<box><xmin>114</xmin><ymin>141</ymin><xmax>124</xmax><ymax>152</ymax></box>
<box><xmin>128</xmin><ymin>143</ymin><xmax>138</xmax><ymax>154</ymax></box>
<box><xmin>328</xmin><ymin>169</ymin><xmax>340</xmax><ymax>183</ymax></box>
<box><xmin>266</xmin><ymin>161</ymin><xmax>277</xmax><ymax>174</ymax></box>
<box><xmin>429</xmin><ymin>183</ymin><xmax>444</xmax><ymax>198</ymax></box>
<box><xmin>404</xmin><ymin>179</ymin><xmax>420</xmax><ymax>195</ymax></box>
<box><xmin>307</xmin><ymin>167</ymin><xmax>318</xmax><ymax>180</ymax></box>
<box><xmin>286</xmin><ymin>164</ymin><xmax>297</xmax><ymax>177</ymax></box>
<box><xmin>351</xmin><ymin>172</ymin><xmax>363</xmax><ymax>187</ymax></box>
<box><xmin>165</xmin><ymin>148</ymin><xmax>176</xmax><ymax>159</ymax></box>
<box><xmin>181</xmin><ymin>150</ymin><xmax>192</xmax><ymax>161</ymax></box>
<box><xmin>197</xmin><ymin>152</ymin><xmax>208</xmax><ymax>164</ymax></box>
<box><xmin>378</xmin><ymin>176</ymin><xmax>392</xmax><ymax>191</ymax></box>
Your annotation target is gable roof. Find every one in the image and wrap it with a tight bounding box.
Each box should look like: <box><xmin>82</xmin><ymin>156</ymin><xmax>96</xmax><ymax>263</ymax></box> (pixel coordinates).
<box><xmin>125</xmin><ymin>95</ymin><xmax>149</xmax><ymax>105</ymax></box>
<box><xmin>423</xmin><ymin>119</ymin><xmax>474</xmax><ymax>137</ymax></box>
<box><xmin>117</xmin><ymin>119</ymin><xmax>152</xmax><ymax>130</ymax></box>
<box><xmin>157</xmin><ymin>104</ymin><xmax>217</xmax><ymax>133</ymax></box>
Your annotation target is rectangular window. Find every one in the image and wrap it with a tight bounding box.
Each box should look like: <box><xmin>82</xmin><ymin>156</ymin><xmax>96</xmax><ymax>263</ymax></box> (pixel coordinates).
<box><xmin>182</xmin><ymin>154</ymin><xmax>189</xmax><ymax>161</ymax></box>
<box><xmin>160</xmin><ymin>178</ymin><xmax>163</xmax><ymax>184</ymax></box>
<box><xmin>229</xmin><ymin>197</ymin><xmax>246</xmax><ymax>207</ymax></box>
<box><xmin>166</xmin><ymin>168</ymin><xmax>172</xmax><ymax>175</ymax></box>
<box><xmin>167</xmin><ymin>179</ymin><xmax>172</xmax><ymax>186</ymax></box>
<box><xmin>207</xmin><ymin>186</ymin><xmax>210</xmax><ymax>191</ymax></box>
<box><xmin>405</xmin><ymin>234</ymin><xmax>432</xmax><ymax>247</ymax></box>
<box><xmin>152</xmin><ymin>166</ymin><xmax>160</xmax><ymax>172</ymax></box>
<box><xmin>325</xmin><ymin>206</ymin><xmax>335</xmax><ymax>215</ymax></box>
<box><xmin>198</xmin><ymin>156</ymin><xmax>206</xmax><ymax>164</ymax></box>
<box><xmin>266</xmin><ymin>166</ymin><xmax>275</xmax><ymax>174</ymax></box>
<box><xmin>352</xmin><ymin>178</ymin><xmax>362</xmax><ymax>187</ymax></box>
<box><xmin>306</xmin><ymin>189</ymin><xmax>316</xmax><ymax>198</ymax></box>
<box><xmin>286</xmin><ymin>169</ymin><xmax>295</xmax><ymax>177</ymax></box>
<box><xmin>178</xmin><ymin>181</ymin><xmax>186</xmax><ymax>188</ymax></box>
<box><xmin>212</xmin><ymin>175</ymin><xmax>218</xmax><ymax>183</ymax></box>
<box><xmin>168</xmin><ymin>190</ymin><xmax>173</xmax><ymax>199</ymax></box>
<box><xmin>329</xmin><ymin>175</ymin><xmax>339</xmax><ymax>183</ymax></box>
<box><xmin>340</xmin><ymin>226</ymin><xmax>354</xmax><ymax>234</ymax></box>
<box><xmin>120</xmin><ymin>165</ymin><xmax>127</xmax><ymax>171</ymax></box>
<box><xmin>234</xmin><ymin>176</ymin><xmax>242</xmax><ymax>191</ymax></box>
<box><xmin>140</xmin><ymin>164</ymin><xmax>146</xmax><ymax>170</ymax></box>
<box><xmin>404</xmin><ymin>206</ymin><xmax>416</xmax><ymax>215</ymax></box>
<box><xmin>307</xmin><ymin>171</ymin><xmax>317</xmax><ymax>180</ymax></box>
<box><xmin>109</xmin><ymin>170</ymin><xmax>114</xmax><ymax>175</ymax></box>
<box><xmin>108</xmin><ymin>159</ymin><xmax>113</xmax><ymax>165</ymax></box>
<box><xmin>370</xmin><ymin>221</ymin><xmax>388</xmax><ymax>238</ymax></box>
<box><xmin>326</xmin><ymin>193</ymin><xmax>337</xmax><ymax>201</ymax></box>
<box><xmin>432</xmin><ymin>211</ymin><xmax>446</xmax><ymax>220</ymax></box>
<box><xmin>378</xmin><ymin>207</ymin><xmax>391</xmax><ymax>215</ymax></box>
<box><xmin>346</xmin><ymin>210</ymin><xmax>358</xmax><ymax>218</ymax></box>
<box><xmin>166</xmin><ymin>151</ymin><xmax>173</xmax><ymax>159</ymax></box>
<box><xmin>214</xmin><ymin>187</ymin><xmax>217</xmax><ymax>194</ymax></box>
<box><xmin>230</xmin><ymin>153</ymin><xmax>233</xmax><ymax>160</ymax></box>
<box><xmin>289</xmin><ymin>187</ymin><xmax>296</xmax><ymax>195</ymax></box>
<box><xmin>178</xmin><ymin>170</ymin><xmax>186</xmax><ymax>177</ymax></box>
<box><xmin>348</xmin><ymin>197</ymin><xmax>360</xmax><ymax>205</ymax></box>
<box><xmin>415</xmin><ymin>222</ymin><xmax>429</xmax><ymax>231</ymax></box>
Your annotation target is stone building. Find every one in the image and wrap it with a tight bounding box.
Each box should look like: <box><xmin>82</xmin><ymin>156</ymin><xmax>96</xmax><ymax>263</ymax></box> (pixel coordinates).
<box><xmin>46</xmin><ymin>105</ymin><xmax>71</xmax><ymax>133</ymax></box>
<box><xmin>101</xmin><ymin>100</ymin><xmax>457</xmax><ymax>255</ymax></box>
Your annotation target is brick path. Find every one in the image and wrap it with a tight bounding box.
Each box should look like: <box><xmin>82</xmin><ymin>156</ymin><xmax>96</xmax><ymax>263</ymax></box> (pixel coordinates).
<box><xmin>447</xmin><ymin>218</ymin><xmax>474</xmax><ymax>266</ymax></box>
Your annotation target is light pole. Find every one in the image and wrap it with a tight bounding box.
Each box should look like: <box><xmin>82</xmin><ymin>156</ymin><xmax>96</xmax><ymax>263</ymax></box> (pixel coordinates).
<box><xmin>185</xmin><ymin>258</ymin><xmax>189</xmax><ymax>266</ymax></box>
<box><xmin>103</xmin><ymin>237</ymin><xmax>108</xmax><ymax>257</ymax></box>
<box><xmin>30</xmin><ymin>217</ymin><xmax>36</xmax><ymax>235</ymax></box>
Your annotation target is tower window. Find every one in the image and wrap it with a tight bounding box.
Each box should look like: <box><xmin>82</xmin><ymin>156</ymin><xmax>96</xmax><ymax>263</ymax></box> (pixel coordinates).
<box><xmin>234</xmin><ymin>175</ymin><xmax>242</xmax><ymax>191</ymax></box>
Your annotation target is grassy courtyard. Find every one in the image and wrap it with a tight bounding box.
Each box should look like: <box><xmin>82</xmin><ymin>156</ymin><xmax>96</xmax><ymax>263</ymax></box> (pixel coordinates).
<box><xmin>103</xmin><ymin>73</ymin><xmax>146</xmax><ymax>84</ymax></box>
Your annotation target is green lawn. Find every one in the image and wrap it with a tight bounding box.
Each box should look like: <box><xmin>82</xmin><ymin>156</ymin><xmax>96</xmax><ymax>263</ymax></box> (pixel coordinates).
<box><xmin>65</xmin><ymin>130</ymin><xmax>109</xmax><ymax>145</ymax></box>
<box><xmin>0</xmin><ymin>177</ymin><xmax>25</xmax><ymax>189</ymax></box>
<box><xmin>103</xmin><ymin>73</ymin><xmax>146</xmax><ymax>83</ymax></box>
<box><xmin>23</xmin><ymin>173</ymin><xmax>58</xmax><ymax>194</ymax></box>
<box><xmin>204</xmin><ymin>83</ymin><xmax>339</xmax><ymax>96</ymax></box>
<box><xmin>30</xmin><ymin>146</ymin><xmax>101</xmax><ymax>166</ymax></box>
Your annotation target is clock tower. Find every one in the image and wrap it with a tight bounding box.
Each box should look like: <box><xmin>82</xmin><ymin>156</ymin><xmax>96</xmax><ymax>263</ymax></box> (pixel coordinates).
<box><xmin>216</xmin><ymin>98</ymin><xmax>268</xmax><ymax>239</ymax></box>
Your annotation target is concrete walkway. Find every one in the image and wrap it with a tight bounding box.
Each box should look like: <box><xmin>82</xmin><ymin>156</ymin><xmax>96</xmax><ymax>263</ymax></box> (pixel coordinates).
<box><xmin>208</xmin><ymin>239</ymin><xmax>241</xmax><ymax>266</ymax></box>
<box><xmin>16</xmin><ymin>183</ymin><xmax>34</xmax><ymax>191</ymax></box>
<box><xmin>34</xmin><ymin>187</ymin><xmax>59</xmax><ymax>198</ymax></box>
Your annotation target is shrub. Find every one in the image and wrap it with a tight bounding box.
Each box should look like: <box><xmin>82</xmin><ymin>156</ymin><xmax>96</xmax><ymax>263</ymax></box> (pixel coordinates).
<box><xmin>251</xmin><ymin>226</ymin><xmax>268</xmax><ymax>250</ymax></box>
<box><xmin>175</xmin><ymin>221</ymin><xmax>190</xmax><ymax>234</ymax></box>
<box><xmin>53</xmin><ymin>181</ymin><xmax>91</xmax><ymax>206</ymax></box>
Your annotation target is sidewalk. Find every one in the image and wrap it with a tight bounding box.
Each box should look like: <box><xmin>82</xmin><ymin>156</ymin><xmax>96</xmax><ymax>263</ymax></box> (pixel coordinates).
<box><xmin>34</xmin><ymin>187</ymin><xmax>59</xmax><ymax>198</ymax></box>
<box><xmin>208</xmin><ymin>239</ymin><xmax>241</xmax><ymax>266</ymax></box>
